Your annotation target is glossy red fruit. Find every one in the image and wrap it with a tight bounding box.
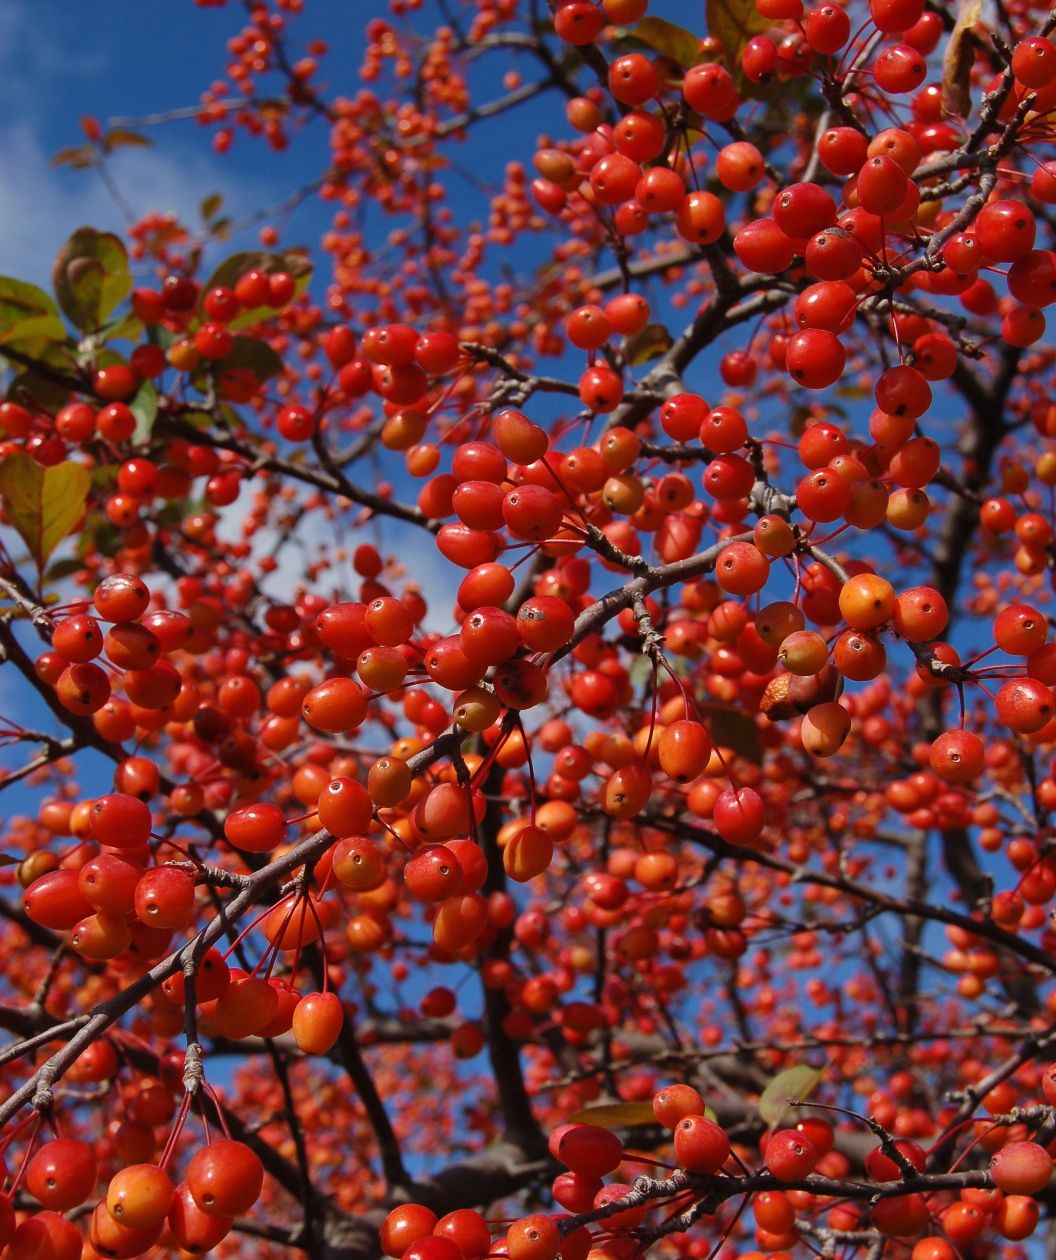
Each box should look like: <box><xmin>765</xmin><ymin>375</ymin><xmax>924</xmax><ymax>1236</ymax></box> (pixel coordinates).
<box><xmin>94</xmin><ymin>573</ymin><xmax>150</xmax><ymax>623</ymax></box>
<box><xmin>683</xmin><ymin>63</ymin><xmax>738</xmax><ymax>118</ymax></box>
<box><xmin>134</xmin><ymin>866</ymin><xmax>195</xmax><ymax>929</ymax></box>
<box><xmin>186</xmin><ymin>1139</ymin><xmax>264</xmax><ymax>1217</ymax></box>
<box><xmin>875</xmin><ymin>365</ymin><xmax>931</xmax><ymax>419</ymax></box>
<box><xmin>873</xmin><ymin>44</ymin><xmax>926</xmax><ymax>93</ymax></box>
<box><xmin>168</xmin><ymin>1181</ymin><xmax>233</xmax><ymax>1252</ymax></box>
<box><xmin>24</xmin><ymin>869</ymin><xmax>94</xmax><ymax>930</ymax></box>
<box><xmin>553</xmin><ymin>2</ymin><xmax>606</xmax><ymax>45</ymax></box>
<box><xmin>405</xmin><ymin>845</ymin><xmax>464</xmax><ymax>902</ymax></box>
<box><xmin>995</xmin><ymin>677</ymin><xmax>1054</xmax><ymax>733</ymax></box>
<box><xmin>675</xmin><ymin>190</ymin><xmax>726</xmax><ymax>246</ymax></box>
<box><xmin>657</xmin><ymin>720</ymin><xmax>712</xmax><ymax>783</ymax></box>
<box><xmin>673</xmin><ymin>1114</ymin><xmax>730</xmax><ymax>1173</ymax></box>
<box><xmin>975</xmin><ymin>199</ymin><xmax>1036</xmax><ymax>263</ymax></box>
<box><xmin>56</xmin><ymin>662</ymin><xmax>111</xmax><ymax>714</ymax></box>
<box><xmin>381</xmin><ymin>1206</ymin><xmax>438</xmax><ymax>1258</ymax></box>
<box><xmin>773</xmin><ymin>181</ymin><xmax>836</xmax><ymax>238</ymax></box>
<box><xmin>434</xmin><ymin>1212</ymin><xmax>491</xmax><ymax>1260</ymax></box>
<box><xmin>292</xmin><ymin>991</ymin><xmax>344</xmax><ymax>1054</ymax></box>
<box><xmin>517</xmin><ymin>596</ymin><xmax>575</xmax><ymax>652</ymax></box>
<box><xmin>502</xmin><ymin>485</ymin><xmax>564</xmax><ymax>541</ymax></box>
<box><xmin>653</xmin><ymin>1084</ymin><xmax>705</xmax><ymax>1127</ymax></box>
<box><xmin>224</xmin><ymin>802</ymin><xmax>286</xmax><ymax>852</ymax></box>
<box><xmin>25</xmin><ymin>1138</ymin><xmax>97</xmax><ymax>1210</ymax></box>
<box><xmin>765</xmin><ymin>1129</ymin><xmax>818</xmax><ymax>1180</ymax></box>
<box><xmin>856</xmin><ymin>155</ymin><xmax>909</xmax><ymax>215</ymax></box>
<box><xmin>929</xmin><ymin>729</ymin><xmax>984</xmax><ymax>784</ymax></box>
<box><xmin>302</xmin><ymin>677</ymin><xmax>369</xmax><ymax>732</ymax></box>
<box><xmin>7</xmin><ymin>1211</ymin><xmax>81</xmax><ymax>1260</ymax></box>
<box><xmin>106</xmin><ymin>1163</ymin><xmax>176</xmax><ymax>1229</ymax></box>
<box><xmin>872</xmin><ymin>1193</ymin><xmax>929</xmax><ymax>1236</ymax></box>
<box><xmin>548</xmin><ymin>1123</ymin><xmax>623</xmax><ymax>1177</ymax></box>
<box><xmin>786</xmin><ymin>329</ymin><xmax>846</xmax><ymax>388</ymax></box>
<box><xmin>713</xmin><ymin>787</ymin><xmax>765</xmax><ymax>843</ymax></box>
<box><xmin>317</xmin><ymin>777</ymin><xmax>373</xmax><ymax>836</ymax></box>
<box><xmin>735</xmin><ymin>217</ymin><xmax>797</xmax><ymax>272</ymax></box>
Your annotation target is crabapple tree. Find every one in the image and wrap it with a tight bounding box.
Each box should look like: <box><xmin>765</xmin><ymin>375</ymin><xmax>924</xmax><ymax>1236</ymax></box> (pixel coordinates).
<box><xmin>2</xmin><ymin>0</ymin><xmax>1056</xmax><ymax>1256</ymax></box>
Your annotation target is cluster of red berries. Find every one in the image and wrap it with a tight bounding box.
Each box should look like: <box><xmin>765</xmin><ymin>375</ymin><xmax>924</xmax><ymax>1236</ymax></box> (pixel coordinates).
<box><xmin>383</xmin><ymin>1082</ymin><xmax>1056</xmax><ymax>1260</ymax></box>
<box><xmin>0</xmin><ymin>1135</ymin><xmax>263</xmax><ymax>1256</ymax></box>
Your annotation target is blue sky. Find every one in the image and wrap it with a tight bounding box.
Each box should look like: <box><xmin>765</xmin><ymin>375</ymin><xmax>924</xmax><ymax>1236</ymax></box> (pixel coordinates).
<box><xmin>0</xmin><ymin>0</ymin><xmax>698</xmax><ymax>281</ymax></box>
<box><xmin>0</xmin><ymin>0</ymin><xmax>345</xmax><ymax>283</ymax></box>
<box><xmin>0</xmin><ymin>13</ymin><xmax>1046</xmax><ymax>1220</ymax></box>
<box><xmin>0</xmin><ymin>0</ymin><xmax>1015</xmax><ymax>1049</ymax></box>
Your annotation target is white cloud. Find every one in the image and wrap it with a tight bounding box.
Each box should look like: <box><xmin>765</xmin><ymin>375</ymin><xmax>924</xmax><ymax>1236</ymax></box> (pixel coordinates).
<box><xmin>0</xmin><ymin>119</ymin><xmax>272</xmax><ymax>289</ymax></box>
<box><xmin>0</xmin><ymin>0</ymin><xmax>272</xmax><ymax>287</ymax></box>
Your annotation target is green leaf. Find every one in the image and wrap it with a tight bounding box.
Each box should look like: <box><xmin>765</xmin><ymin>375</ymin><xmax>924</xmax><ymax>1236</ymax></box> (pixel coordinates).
<box><xmin>706</xmin><ymin>0</ymin><xmax>771</xmax><ymax>83</ymax></box>
<box><xmin>0</xmin><ymin>454</ymin><xmax>91</xmax><ymax>574</ymax></box>
<box><xmin>53</xmin><ymin>228</ymin><xmax>132</xmax><ymax>332</ymax></box>
<box><xmin>0</xmin><ymin>278</ymin><xmax>66</xmax><ymax>348</ymax></box>
<box><xmin>567</xmin><ymin>1101</ymin><xmax>658</xmax><ymax>1128</ymax></box>
<box><xmin>623</xmin><ymin>323</ymin><xmax>674</xmax><ymax>366</ymax></box>
<box><xmin>631</xmin><ymin>17</ymin><xmax>703</xmax><ymax>68</ymax></box>
<box><xmin>758</xmin><ymin>1064</ymin><xmax>824</xmax><ymax>1126</ymax></box>
<box><xmin>698</xmin><ymin>703</ymin><xmax>762</xmax><ymax>765</ymax></box>
<box><xmin>99</xmin><ymin>313</ymin><xmax>145</xmax><ymax>346</ymax></box>
<box><xmin>0</xmin><ymin>315</ymin><xmax>69</xmax><ymax>352</ymax></box>
<box><xmin>130</xmin><ymin>378</ymin><xmax>158</xmax><ymax>445</ymax></box>
<box><xmin>102</xmin><ymin>129</ymin><xmax>152</xmax><ymax>153</ymax></box>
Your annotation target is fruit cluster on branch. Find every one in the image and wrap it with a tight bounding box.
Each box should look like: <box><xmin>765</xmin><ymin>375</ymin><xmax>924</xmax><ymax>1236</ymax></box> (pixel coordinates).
<box><xmin>4</xmin><ymin>0</ymin><xmax>1056</xmax><ymax>1256</ymax></box>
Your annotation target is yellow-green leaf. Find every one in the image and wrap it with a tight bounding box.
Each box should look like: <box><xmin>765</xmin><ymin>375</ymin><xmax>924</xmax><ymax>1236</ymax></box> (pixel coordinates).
<box><xmin>53</xmin><ymin>228</ymin><xmax>131</xmax><ymax>332</ymax></box>
<box><xmin>130</xmin><ymin>379</ymin><xmax>158</xmax><ymax>445</ymax></box>
<box><xmin>624</xmin><ymin>323</ymin><xmax>674</xmax><ymax>365</ymax></box>
<box><xmin>632</xmin><ymin>17</ymin><xmax>703</xmax><ymax>68</ymax></box>
<box><xmin>0</xmin><ymin>454</ymin><xmax>91</xmax><ymax>574</ymax></box>
<box><xmin>706</xmin><ymin>0</ymin><xmax>772</xmax><ymax>84</ymax></box>
<box><xmin>567</xmin><ymin>1101</ymin><xmax>657</xmax><ymax>1128</ymax></box>
<box><xmin>0</xmin><ymin>277</ymin><xmax>66</xmax><ymax>348</ymax></box>
<box><xmin>758</xmin><ymin>1064</ymin><xmax>824</xmax><ymax>1126</ymax></box>
<box><xmin>99</xmin><ymin>313</ymin><xmax>144</xmax><ymax>346</ymax></box>
<box><xmin>942</xmin><ymin>0</ymin><xmax>983</xmax><ymax>118</ymax></box>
